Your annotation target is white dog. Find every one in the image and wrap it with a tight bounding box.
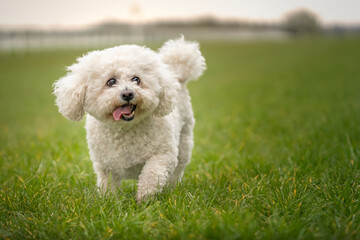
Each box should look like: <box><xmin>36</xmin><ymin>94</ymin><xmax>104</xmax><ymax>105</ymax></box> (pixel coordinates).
<box><xmin>54</xmin><ymin>37</ymin><xmax>206</xmax><ymax>202</ymax></box>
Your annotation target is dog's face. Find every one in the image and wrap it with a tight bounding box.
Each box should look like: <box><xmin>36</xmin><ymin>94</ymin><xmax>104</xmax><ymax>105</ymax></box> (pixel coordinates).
<box><xmin>54</xmin><ymin>37</ymin><xmax>206</xmax><ymax>125</ymax></box>
<box><xmin>54</xmin><ymin>45</ymin><xmax>180</xmax><ymax>125</ymax></box>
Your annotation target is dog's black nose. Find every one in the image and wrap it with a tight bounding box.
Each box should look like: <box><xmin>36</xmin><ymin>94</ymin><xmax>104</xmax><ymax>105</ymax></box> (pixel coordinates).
<box><xmin>121</xmin><ymin>90</ymin><xmax>134</xmax><ymax>101</ymax></box>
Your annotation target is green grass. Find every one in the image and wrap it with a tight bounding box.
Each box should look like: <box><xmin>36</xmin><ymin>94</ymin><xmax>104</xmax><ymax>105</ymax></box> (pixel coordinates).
<box><xmin>1</xmin><ymin>37</ymin><xmax>360</xmax><ymax>239</ymax></box>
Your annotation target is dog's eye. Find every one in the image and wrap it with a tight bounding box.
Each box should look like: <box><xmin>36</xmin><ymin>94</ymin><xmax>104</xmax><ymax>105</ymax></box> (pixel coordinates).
<box><xmin>106</xmin><ymin>78</ymin><xmax>117</xmax><ymax>87</ymax></box>
<box><xmin>132</xmin><ymin>76</ymin><xmax>140</xmax><ymax>85</ymax></box>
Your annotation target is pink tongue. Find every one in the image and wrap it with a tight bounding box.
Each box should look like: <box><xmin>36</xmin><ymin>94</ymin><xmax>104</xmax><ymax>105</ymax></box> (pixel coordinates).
<box><xmin>112</xmin><ymin>105</ymin><xmax>132</xmax><ymax>120</ymax></box>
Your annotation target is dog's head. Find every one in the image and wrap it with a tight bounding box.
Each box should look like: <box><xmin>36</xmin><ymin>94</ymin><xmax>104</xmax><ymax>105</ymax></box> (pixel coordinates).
<box><xmin>54</xmin><ymin>37</ymin><xmax>205</xmax><ymax>125</ymax></box>
<box><xmin>54</xmin><ymin>44</ymin><xmax>182</xmax><ymax>125</ymax></box>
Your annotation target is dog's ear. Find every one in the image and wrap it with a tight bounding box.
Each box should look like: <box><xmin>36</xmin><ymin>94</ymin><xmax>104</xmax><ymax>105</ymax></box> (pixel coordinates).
<box><xmin>153</xmin><ymin>70</ymin><xmax>180</xmax><ymax>117</ymax></box>
<box><xmin>53</xmin><ymin>68</ymin><xmax>87</xmax><ymax>121</ymax></box>
<box><xmin>159</xmin><ymin>36</ymin><xmax>206</xmax><ymax>84</ymax></box>
<box><xmin>54</xmin><ymin>51</ymin><xmax>101</xmax><ymax>121</ymax></box>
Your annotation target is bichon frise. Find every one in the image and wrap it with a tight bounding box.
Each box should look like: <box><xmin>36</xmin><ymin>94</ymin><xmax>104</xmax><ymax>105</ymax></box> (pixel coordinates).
<box><xmin>54</xmin><ymin>37</ymin><xmax>206</xmax><ymax>202</ymax></box>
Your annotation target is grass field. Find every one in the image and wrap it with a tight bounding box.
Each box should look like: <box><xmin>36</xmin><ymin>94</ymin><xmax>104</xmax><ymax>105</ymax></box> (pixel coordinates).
<box><xmin>1</xmin><ymin>37</ymin><xmax>360</xmax><ymax>239</ymax></box>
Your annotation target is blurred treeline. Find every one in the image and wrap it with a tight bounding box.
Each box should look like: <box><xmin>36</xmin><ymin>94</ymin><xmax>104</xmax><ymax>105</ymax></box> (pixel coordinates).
<box><xmin>1</xmin><ymin>9</ymin><xmax>359</xmax><ymax>50</ymax></box>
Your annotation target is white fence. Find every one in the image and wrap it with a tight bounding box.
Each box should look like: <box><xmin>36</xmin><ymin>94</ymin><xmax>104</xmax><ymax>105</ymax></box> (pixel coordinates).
<box><xmin>0</xmin><ymin>27</ymin><xmax>288</xmax><ymax>51</ymax></box>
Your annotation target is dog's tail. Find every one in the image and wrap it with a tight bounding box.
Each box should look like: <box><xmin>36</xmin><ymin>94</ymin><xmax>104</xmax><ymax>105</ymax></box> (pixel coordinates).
<box><xmin>159</xmin><ymin>36</ymin><xmax>206</xmax><ymax>85</ymax></box>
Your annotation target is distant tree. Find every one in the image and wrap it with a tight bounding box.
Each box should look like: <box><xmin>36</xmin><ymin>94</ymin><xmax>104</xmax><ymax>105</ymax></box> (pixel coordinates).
<box><xmin>284</xmin><ymin>9</ymin><xmax>321</xmax><ymax>35</ymax></box>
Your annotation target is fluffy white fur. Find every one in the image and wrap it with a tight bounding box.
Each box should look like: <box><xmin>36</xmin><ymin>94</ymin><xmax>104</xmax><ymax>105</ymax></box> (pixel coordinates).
<box><xmin>54</xmin><ymin>37</ymin><xmax>206</xmax><ymax>202</ymax></box>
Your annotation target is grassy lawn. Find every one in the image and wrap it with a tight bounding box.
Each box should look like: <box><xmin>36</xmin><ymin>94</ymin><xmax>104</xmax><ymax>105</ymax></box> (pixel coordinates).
<box><xmin>1</xmin><ymin>37</ymin><xmax>360</xmax><ymax>239</ymax></box>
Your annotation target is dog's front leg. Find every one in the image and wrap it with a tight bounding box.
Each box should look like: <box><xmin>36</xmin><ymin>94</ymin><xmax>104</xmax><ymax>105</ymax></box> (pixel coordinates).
<box><xmin>136</xmin><ymin>151</ymin><xmax>177</xmax><ymax>203</ymax></box>
<box><xmin>96</xmin><ymin>169</ymin><xmax>121</xmax><ymax>195</ymax></box>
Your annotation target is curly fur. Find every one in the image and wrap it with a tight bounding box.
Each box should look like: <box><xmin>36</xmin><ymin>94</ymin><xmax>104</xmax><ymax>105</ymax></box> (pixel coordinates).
<box><xmin>53</xmin><ymin>37</ymin><xmax>206</xmax><ymax>202</ymax></box>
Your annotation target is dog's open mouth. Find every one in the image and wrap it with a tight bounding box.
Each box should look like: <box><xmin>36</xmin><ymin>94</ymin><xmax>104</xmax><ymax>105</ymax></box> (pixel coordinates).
<box><xmin>112</xmin><ymin>104</ymin><xmax>137</xmax><ymax>121</ymax></box>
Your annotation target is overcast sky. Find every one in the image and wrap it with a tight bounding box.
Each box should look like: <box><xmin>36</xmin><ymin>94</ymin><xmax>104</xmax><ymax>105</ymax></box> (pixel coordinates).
<box><xmin>0</xmin><ymin>0</ymin><xmax>359</xmax><ymax>28</ymax></box>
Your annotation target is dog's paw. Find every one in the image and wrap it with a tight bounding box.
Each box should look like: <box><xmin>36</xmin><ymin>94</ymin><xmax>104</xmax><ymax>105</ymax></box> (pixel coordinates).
<box><xmin>135</xmin><ymin>186</ymin><xmax>159</xmax><ymax>204</ymax></box>
<box><xmin>136</xmin><ymin>191</ymin><xmax>152</xmax><ymax>204</ymax></box>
